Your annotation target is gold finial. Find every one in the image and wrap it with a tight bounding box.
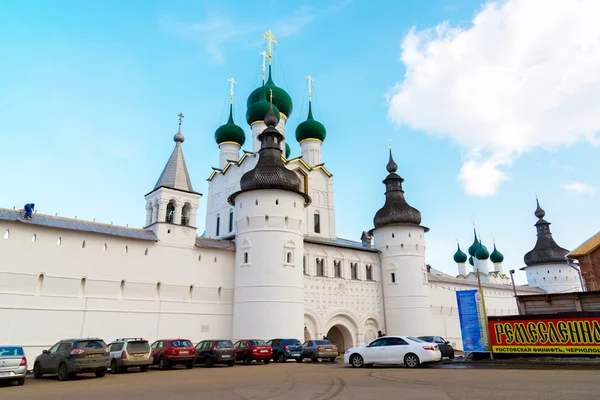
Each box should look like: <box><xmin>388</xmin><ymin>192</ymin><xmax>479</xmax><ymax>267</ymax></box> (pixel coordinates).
<box><xmin>535</xmin><ymin>192</ymin><xmax>538</xmax><ymax>199</ymax></box>
<box><xmin>259</xmin><ymin>51</ymin><xmax>267</xmax><ymax>81</ymax></box>
<box><xmin>262</xmin><ymin>30</ymin><xmax>278</xmax><ymax>65</ymax></box>
<box><xmin>228</xmin><ymin>77</ymin><xmax>237</xmax><ymax>105</ymax></box>
<box><xmin>269</xmin><ymin>88</ymin><xmax>273</xmax><ymax>103</ymax></box>
<box><xmin>389</xmin><ymin>139</ymin><xmax>392</xmax><ymax>149</ymax></box>
<box><xmin>178</xmin><ymin>112</ymin><xmax>184</xmax><ymax>127</ymax></box>
<box><xmin>305</xmin><ymin>75</ymin><xmax>314</xmax><ymax>102</ymax></box>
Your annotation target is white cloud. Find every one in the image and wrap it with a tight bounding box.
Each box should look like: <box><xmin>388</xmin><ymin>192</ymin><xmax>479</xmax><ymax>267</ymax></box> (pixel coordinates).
<box><xmin>388</xmin><ymin>0</ymin><xmax>600</xmax><ymax>196</ymax></box>
<box><xmin>563</xmin><ymin>182</ymin><xmax>597</xmax><ymax>195</ymax></box>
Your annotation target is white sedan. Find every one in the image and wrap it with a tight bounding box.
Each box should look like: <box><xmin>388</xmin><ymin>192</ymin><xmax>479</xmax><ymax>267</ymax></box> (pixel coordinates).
<box><xmin>344</xmin><ymin>336</ymin><xmax>441</xmax><ymax>368</ymax></box>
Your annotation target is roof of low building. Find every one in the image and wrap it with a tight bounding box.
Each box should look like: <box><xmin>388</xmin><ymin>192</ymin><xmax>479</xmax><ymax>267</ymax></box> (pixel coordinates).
<box><xmin>0</xmin><ymin>208</ymin><xmax>158</xmax><ymax>241</ymax></box>
<box><xmin>428</xmin><ymin>273</ymin><xmax>544</xmax><ymax>293</ymax></box>
<box><xmin>195</xmin><ymin>237</ymin><xmax>235</xmax><ymax>250</ymax></box>
<box><xmin>304</xmin><ymin>236</ymin><xmax>379</xmax><ymax>253</ymax></box>
<box><xmin>568</xmin><ymin>231</ymin><xmax>600</xmax><ymax>258</ymax></box>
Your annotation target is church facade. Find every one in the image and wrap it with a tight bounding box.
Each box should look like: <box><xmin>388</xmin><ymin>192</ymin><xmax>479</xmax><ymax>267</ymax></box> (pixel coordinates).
<box><xmin>0</xmin><ymin>32</ymin><xmax>576</xmax><ymax>364</ymax></box>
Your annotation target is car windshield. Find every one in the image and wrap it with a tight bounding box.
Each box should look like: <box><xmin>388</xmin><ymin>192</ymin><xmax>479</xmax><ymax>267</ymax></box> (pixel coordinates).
<box><xmin>127</xmin><ymin>341</ymin><xmax>150</xmax><ymax>352</ymax></box>
<box><xmin>171</xmin><ymin>340</ymin><xmax>193</xmax><ymax>347</ymax></box>
<box><xmin>250</xmin><ymin>340</ymin><xmax>266</xmax><ymax>346</ymax></box>
<box><xmin>407</xmin><ymin>337</ymin><xmax>426</xmax><ymax>343</ymax></box>
<box><xmin>315</xmin><ymin>340</ymin><xmax>331</xmax><ymax>345</ymax></box>
<box><xmin>217</xmin><ymin>341</ymin><xmax>233</xmax><ymax>349</ymax></box>
<box><xmin>77</xmin><ymin>340</ymin><xmax>106</xmax><ymax>349</ymax></box>
<box><xmin>0</xmin><ymin>347</ymin><xmax>24</xmax><ymax>356</ymax></box>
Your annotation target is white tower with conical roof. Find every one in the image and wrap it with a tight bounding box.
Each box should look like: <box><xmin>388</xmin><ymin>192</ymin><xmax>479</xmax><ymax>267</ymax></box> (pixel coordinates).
<box><xmin>371</xmin><ymin>150</ymin><xmax>432</xmax><ymax>337</ymax></box>
<box><xmin>144</xmin><ymin>113</ymin><xmax>201</xmax><ymax>246</ymax></box>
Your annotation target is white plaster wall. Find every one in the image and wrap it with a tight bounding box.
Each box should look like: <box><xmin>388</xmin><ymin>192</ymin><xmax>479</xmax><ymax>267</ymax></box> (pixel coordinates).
<box><xmin>373</xmin><ymin>225</ymin><xmax>432</xmax><ymax>337</ymax></box>
<box><xmin>0</xmin><ymin>220</ymin><xmax>235</xmax><ymax>367</ymax></box>
<box><xmin>524</xmin><ymin>263</ymin><xmax>582</xmax><ymax>293</ymax></box>
<box><xmin>232</xmin><ymin>189</ymin><xmax>306</xmax><ymax>341</ymax></box>
<box><xmin>300</xmin><ymin>139</ymin><xmax>321</xmax><ymax>167</ymax></box>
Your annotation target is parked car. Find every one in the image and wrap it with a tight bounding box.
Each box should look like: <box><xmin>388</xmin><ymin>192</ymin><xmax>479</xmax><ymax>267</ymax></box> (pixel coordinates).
<box><xmin>150</xmin><ymin>339</ymin><xmax>195</xmax><ymax>370</ymax></box>
<box><xmin>267</xmin><ymin>338</ymin><xmax>303</xmax><ymax>363</ymax></box>
<box><xmin>33</xmin><ymin>338</ymin><xmax>110</xmax><ymax>381</ymax></box>
<box><xmin>0</xmin><ymin>346</ymin><xmax>27</xmax><ymax>386</ymax></box>
<box><xmin>417</xmin><ymin>336</ymin><xmax>455</xmax><ymax>359</ymax></box>
<box><xmin>234</xmin><ymin>340</ymin><xmax>272</xmax><ymax>365</ymax></box>
<box><xmin>195</xmin><ymin>340</ymin><xmax>236</xmax><ymax>367</ymax></box>
<box><xmin>344</xmin><ymin>336</ymin><xmax>441</xmax><ymax>368</ymax></box>
<box><xmin>302</xmin><ymin>340</ymin><xmax>338</xmax><ymax>362</ymax></box>
<box><xmin>107</xmin><ymin>338</ymin><xmax>153</xmax><ymax>373</ymax></box>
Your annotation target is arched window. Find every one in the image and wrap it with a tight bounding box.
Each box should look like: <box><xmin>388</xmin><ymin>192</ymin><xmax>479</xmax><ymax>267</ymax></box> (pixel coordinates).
<box><xmin>216</xmin><ymin>214</ymin><xmax>221</xmax><ymax>236</ymax></box>
<box><xmin>314</xmin><ymin>212</ymin><xmax>321</xmax><ymax>234</ymax></box>
<box><xmin>3</xmin><ymin>229</ymin><xmax>9</xmax><ymax>239</ymax></box>
<box><xmin>287</xmin><ymin>252</ymin><xmax>292</xmax><ymax>264</ymax></box>
<box><xmin>303</xmin><ymin>256</ymin><xmax>307</xmax><ymax>275</ymax></box>
<box><xmin>189</xmin><ymin>285</ymin><xmax>194</xmax><ymax>302</ymax></box>
<box><xmin>351</xmin><ymin>262</ymin><xmax>358</xmax><ymax>280</ymax></box>
<box><xmin>316</xmin><ymin>258</ymin><xmax>325</xmax><ymax>277</ymax></box>
<box><xmin>120</xmin><ymin>280</ymin><xmax>125</xmax><ymax>299</ymax></box>
<box><xmin>80</xmin><ymin>278</ymin><xmax>87</xmax><ymax>297</ymax></box>
<box><xmin>334</xmin><ymin>261</ymin><xmax>342</xmax><ymax>278</ymax></box>
<box><xmin>218</xmin><ymin>286</ymin><xmax>222</xmax><ymax>299</ymax></box>
<box><xmin>36</xmin><ymin>274</ymin><xmax>45</xmax><ymax>296</ymax></box>
<box><xmin>57</xmin><ymin>237</ymin><xmax>62</xmax><ymax>246</ymax></box>
<box><xmin>391</xmin><ymin>273</ymin><xmax>396</xmax><ymax>283</ymax></box>
<box><xmin>228</xmin><ymin>210</ymin><xmax>234</xmax><ymax>232</ymax></box>
<box><xmin>166</xmin><ymin>200</ymin><xmax>176</xmax><ymax>223</ymax></box>
<box><xmin>182</xmin><ymin>203</ymin><xmax>192</xmax><ymax>226</ymax></box>
<box><xmin>156</xmin><ymin>282</ymin><xmax>162</xmax><ymax>300</ymax></box>
<box><xmin>145</xmin><ymin>248</ymin><xmax>149</xmax><ymax>256</ymax></box>
<box><xmin>244</xmin><ymin>252</ymin><xmax>249</xmax><ymax>264</ymax></box>
<box><xmin>32</xmin><ymin>234</ymin><xmax>37</xmax><ymax>243</ymax></box>
<box><xmin>124</xmin><ymin>246</ymin><xmax>128</xmax><ymax>254</ymax></box>
<box><xmin>82</xmin><ymin>240</ymin><xmax>86</xmax><ymax>248</ymax></box>
<box><xmin>103</xmin><ymin>243</ymin><xmax>108</xmax><ymax>251</ymax></box>
<box><xmin>366</xmin><ymin>265</ymin><xmax>373</xmax><ymax>281</ymax></box>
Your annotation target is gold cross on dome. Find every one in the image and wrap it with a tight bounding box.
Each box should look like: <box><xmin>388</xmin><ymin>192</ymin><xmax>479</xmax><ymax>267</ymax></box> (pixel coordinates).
<box><xmin>228</xmin><ymin>77</ymin><xmax>237</xmax><ymax>104</ymax></box>
<box><xmin>262</xmin><ymin>30</ymin><xmax>278</xmax><ymax>64</ymax></box>
<box><xmin>305</xmin><ymin>75</ymin><xmax>314</xmax><ymax>102</ymax></box>
<box><xmin>269</xmin><ymin>88</ymin><xmax>273</xmax><ymax>103</ymax></box>
<box><xmin>178</xmin><ymin>112</ymin><xmax>184</xmax><ymax>126</ymax></box>
<box><xmin>259</xmin><ymin>51</ymin><xmax>267</xmax><ymax>81</ymax></box>
<box><xmin>388</xmin><ymin>139</ymin><xmax>392</xmax><ymax>149</ymax></box>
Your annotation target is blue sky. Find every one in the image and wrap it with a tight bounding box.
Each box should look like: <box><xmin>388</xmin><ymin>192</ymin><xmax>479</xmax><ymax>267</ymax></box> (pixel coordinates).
<box><xmin>1</xmin><ymin>0</ymin><xmax>599</xmax><ymax>284</ymax></box>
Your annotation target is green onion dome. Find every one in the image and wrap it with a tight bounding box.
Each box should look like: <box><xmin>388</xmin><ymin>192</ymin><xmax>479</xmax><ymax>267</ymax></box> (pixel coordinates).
<box><xmin>246</xmin><ymin>84</ymin><xmax>281</xmax><ymax>126</ymax></box>
<box><xmin>469</xmin><ymin>256</ymin><xmax>474</xmax><ymax>266</ymax></box>
<box><xmin>246</xmin><ymin>66</ymin><xmax>293</xmax><ymax>118</ymax></box>
<box><xmin>453</xmin><ymin>244</ymin><xmax>468</xmax><ymax>264</ymax></box>
<box><xmin>490</xmin><ymin>244</ymin><xmax>504</xmax><ymax>263</ymax></box>
<box><xmin>295</xmin><ymin>102</ymin><xmax>326</xmax><ymax>142</ymax></box>
<box><xmin>475</xmin><ymin>243</ymin><xmax>490</xmax><ymax>260</ymax></box>
<box><xmin>285</xmin><ymin>142</ymin><xmax>291</xmax><ymax>159</ymax></box>
<box><xmin>468</xmin><ymin>228</ymin><xmax>480</xmax><ymax>256</ymax></box>
<box><xmin>215</xmin><ymin>104</ymin><xmax>245</xmax><ymax>146</ymax></box>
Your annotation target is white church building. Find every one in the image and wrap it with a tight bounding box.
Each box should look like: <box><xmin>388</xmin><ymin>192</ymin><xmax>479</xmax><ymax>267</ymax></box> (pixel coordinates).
<box><xmin>0</xmin><ymin>33</ymin><xmax>579</xmax><ymax>362</ymax></box>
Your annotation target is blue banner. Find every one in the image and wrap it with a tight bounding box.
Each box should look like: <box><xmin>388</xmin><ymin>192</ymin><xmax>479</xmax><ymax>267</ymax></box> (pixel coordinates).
<box><xmin>456</xmin><ymin>289</ymin><xmax>488</xmax><ymax>352</ymax></box>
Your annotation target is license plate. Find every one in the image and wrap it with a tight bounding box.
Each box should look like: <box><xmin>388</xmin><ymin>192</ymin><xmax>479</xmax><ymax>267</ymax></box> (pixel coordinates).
<box><xmin>260</xmin><ymin>350</ymin><xmax>268</xmax><ymax>353</ymax></box>
<box><xmin>87</xmin><ymin>354</ymin><xmax>101</xmax><ymax>359</ymax></box>
<box><xmin>291</xmin><ymin>353</ymin><xmax>300</xmax><ymax>357</ymax></box>
<box><xmin>0</xmin><ymin>372</ymin><xmax>12</xmax><ymax>377</ymax></box>
<box><xmin>180</xmin><ymin>351</ymin><xmax>189</xmax><ymax>355</ymax></box>
<box><xmin>222</xmin><ymin>355</ymin><xmax>231</xmax><ymax>358</ymax></box>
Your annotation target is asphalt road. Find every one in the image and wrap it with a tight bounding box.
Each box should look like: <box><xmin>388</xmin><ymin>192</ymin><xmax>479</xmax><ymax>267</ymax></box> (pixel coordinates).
<box><xmin>2</xmin><ymin>360</ymin><xmax>600</xmax><ymax>400</ymax></box>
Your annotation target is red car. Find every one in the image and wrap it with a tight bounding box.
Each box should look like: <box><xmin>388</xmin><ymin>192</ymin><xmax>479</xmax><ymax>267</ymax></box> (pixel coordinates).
<box><xmin>150</xmin><ymin>339</ymin><xmax>195</xmax><ymax>370</ymax></box>
<box><xmin>234</xmin><ymin>340</ymin><xmax>272</xmax><ymax>365</ymax></box>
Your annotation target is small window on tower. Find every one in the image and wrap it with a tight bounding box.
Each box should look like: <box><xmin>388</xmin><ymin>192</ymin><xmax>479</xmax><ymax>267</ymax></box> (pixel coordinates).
<box><xmin>244</xmin><ymin>252</ymin><xmax>248</xmax><ymax>264</ymax></box>
<box><xmin>216</xmin><ymin>215</ymin><xmax>221</xmax><ymax>236</ymax></box>
<box><xmin>287</xmin><ymin>252</ymin><xmax>292</xmax><ymax>264</ymax></box>
<box><xmin>229</xmin><ymin>211</ymin><xmax>234</xmax><ymax>233</ymax></box>
<box><xmin>391</xmin><ymin>273</ymin><xmax>396</xmax><ymax>283</ymax></box>
<box><xmin>314</xmin><ymin>212</ymin><xmax>321</xmax><ymax>234</ymax></box>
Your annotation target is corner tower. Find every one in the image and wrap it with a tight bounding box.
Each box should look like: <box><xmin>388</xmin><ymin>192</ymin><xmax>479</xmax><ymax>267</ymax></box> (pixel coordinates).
<box><xmin>522</xmin><ymin>197</ymin><xmax>581</xmax><ymax>293</ymax></box>
<box><xmin>229</xmin><ymin>104</ymin><xmax>310</xmax><ymax>341</ymax></box>
<box><xmin>371</xmin><ymin>149</ymin><xmax>432</xmax><ymax>337</ymax></box>
<box><xmin>144</xmin><ymin>114</ymin><xmax>201</xmax><ymax>246</ymax></box>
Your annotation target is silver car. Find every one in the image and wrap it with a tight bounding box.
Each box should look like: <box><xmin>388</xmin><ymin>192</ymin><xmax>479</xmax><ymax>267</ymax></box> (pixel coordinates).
<box><xmin>0</xmin><ymin>346</ymin><xmax>27</xmax><ymax>386</ymax></box>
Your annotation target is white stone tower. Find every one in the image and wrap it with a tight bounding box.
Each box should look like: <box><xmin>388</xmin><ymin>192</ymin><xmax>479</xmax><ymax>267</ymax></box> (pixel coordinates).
<box><xmin>522</xmin><ymin>197</ymin><xmax>581</xmax><ymax>293</ymax></box>
<box><xmin>372</xmin><ymin>150</ymin><xmax>432</xmax><ymax>337</ymax></box>
<box><xmin>144</xmin><ymin>113</ymin><xmax>200</xmax><ymax>246</ymax></box>
<box><xmin>229</xmin><ymin>104</ymin><xmax>309</xmax><ymax>341</ymax></box>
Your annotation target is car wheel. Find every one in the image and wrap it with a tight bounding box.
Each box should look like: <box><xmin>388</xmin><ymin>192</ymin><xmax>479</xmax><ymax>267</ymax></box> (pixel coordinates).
<box><xmin>186</xmin><ymin>362</ymin><xmax>194</xmax><ymax>369</ymax></box>
<box><xmin>329</xmin><ymin>357</ymin><xmax>336</xmax><ymax>363</ymax></box>
<box><xmin>448</xmin><ymin>350</ymin><xmax>455</xmax><ymax>360</ymax></box>
<box><xmin>263</xmin><ymin>359</ymin><xmax>270</xmax><ymax>365</ymax></box>
<box><xmin>276</xmin><ymin>353</ymin><xmax>285</xmax><ymax>363</ymax></box>
<box><xmin>404</xmin><ymin>353</ymin><xmax>420</xmax><ymax>368</ymax></box>
<box><xmin>311</xmin><ymin>353</ymin><xmax>317</xmax><ymax>362</ymax></box>
<box><xmin>204</xmin><ymin>357</ymin><xmax>214</xmax><ymax>368</ymax></box>
<box><xmin>17</xmin><ymin>378</ymin><xmax>25</xmax><ymax>386</ymax></box>
<box><xmin>33</xmin><ymin>362</ymin><xmax>43</xmax><ymax>379</ymax></box>
<box><xmin>243</xmin><ymin>355</ymin><xmax>251</xmax><ymax>365</ymax></box>
<box><xmin>57</xmin><ymin>363</ymin><xmax>69</xmax><ymax>381</ymax></box>
<box><xmin>158</xmin><ymin>357</ymin><xmax>169</xmax><ymax>371</ymax></box>
<box><xmin>110</xmin><ymin>359</ymin><xmax>119</xmax><ymax>374</ymax></box>
<box><xmin>140</xmin><ymin>365</ymin><xmax>149</xmax><ymax>372</ymax></box>
<box><xmin>95</xmin><ymin>368</ymin><xmax>107</xmax><ymax>378</ymax></box>
<box><xmin>228</xmin><ymin>361</ymin><xmax>235</xmax><ymax>367</ymax></box>
<box><xmin>296</xmin><ymin>357</ymin><xmax>303</xmax><ymax>362</ymax></box>
<box><xmin>350</xmin><ymin>354</ymin><xmax>364</xmax><ymax>368</ymax></box>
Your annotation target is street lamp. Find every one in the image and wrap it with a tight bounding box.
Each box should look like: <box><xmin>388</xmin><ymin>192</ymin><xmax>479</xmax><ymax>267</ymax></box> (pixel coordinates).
<box><xmin>509</xmin><ymin>269</ymin><xmax>521</xmax><ymax>315</ymax></box>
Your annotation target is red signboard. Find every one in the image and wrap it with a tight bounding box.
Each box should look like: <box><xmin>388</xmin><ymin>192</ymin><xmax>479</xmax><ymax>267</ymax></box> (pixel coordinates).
<box><xmin>488</xmin><ymin>317</ymin><xmax>600</xmax><ymax>355</ymax></box>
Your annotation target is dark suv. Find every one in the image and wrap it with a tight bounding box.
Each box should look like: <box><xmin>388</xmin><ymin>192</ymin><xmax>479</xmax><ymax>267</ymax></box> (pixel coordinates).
<box><xmin>268</xmin><ymin>338</ymin><xmax>303</xmax><ymax>363</ymax></box>
<box><xmin>150</xmin><ymin>339</ymin><xmax>195</xmax><ymax>370</ymax></box>
<box><xmin>195</xmin><ymin>340</ymin><xmax>236</xmax><ymax>367</ymax></box>
<box><xmin>33</xmin><ymin>338</ymin><xmax>110</xmax><ymax>381</ymax></box>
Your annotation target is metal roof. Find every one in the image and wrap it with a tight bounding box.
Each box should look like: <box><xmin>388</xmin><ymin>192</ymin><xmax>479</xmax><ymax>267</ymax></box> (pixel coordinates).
<box><xmin>0</xmin><ymin>208</ymin><xmax>158</xmax><ymax>241</ymax></box>
<box><xmin>304</xmin><ymin>236</ymin><xmax>379</xmax><ymax>253</ymax></box>
<box><xmin>195</xmin><ymin>237</ymin><xmax>235</xmax><ymax>250</ymax></box>
<box><xmin>154</xmin><ymin>142</ymin><xmax>194</xmax><ymax>192</ymax></box>
<box><xmin>428</xmin><ymin>273</ymin><xmax>545</xmax><ymax>293</ymax></box>
<box><xmin>568</xmin><ymin>231</ymin><xmax>600</xmax><ymax>258</ymax></box>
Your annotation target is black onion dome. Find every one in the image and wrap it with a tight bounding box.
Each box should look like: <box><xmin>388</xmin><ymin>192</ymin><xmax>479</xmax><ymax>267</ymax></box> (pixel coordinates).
<box><xmin>230</xmin><ymin>104</ymin><xmax>310</xmax><ymax>205</ymax></box>
<box><xmin>373</xmin><ymin>150</ymin><xmax>423</xmax><ymax>229</ymax></box>
<box><xmin>523</xmin><ymin>198</ymin><xmax>569</xmax><ymax>266</ymax></box>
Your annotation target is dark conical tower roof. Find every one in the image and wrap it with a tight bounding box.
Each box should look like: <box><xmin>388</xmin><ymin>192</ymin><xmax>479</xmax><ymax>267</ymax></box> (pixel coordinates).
<box><xmin>373</xmin><ymin>150</ymin><xmax>424</xmax><ymax>229</ymax></box>
<box><xmin>524</xmin><ymin>197</ymin><xmax>569</xmax><ymax>266</ymax></box>
<box><xmin>229</xmin><ymin>104</ymin><xmax>310</xmax><ymax>205</ymax></box>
